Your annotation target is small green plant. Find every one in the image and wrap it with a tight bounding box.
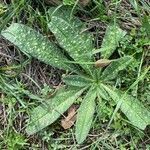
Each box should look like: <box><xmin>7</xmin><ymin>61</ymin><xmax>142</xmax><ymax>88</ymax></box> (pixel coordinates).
<box><xmin>5</xmin><ymin>132</ymin><xmax>28</xmax><ymax>150</ymax></box>
<box><xmin>1</xmin><ymin>7</ymin><xmax>150</xmax><ymax>144</ymax></box>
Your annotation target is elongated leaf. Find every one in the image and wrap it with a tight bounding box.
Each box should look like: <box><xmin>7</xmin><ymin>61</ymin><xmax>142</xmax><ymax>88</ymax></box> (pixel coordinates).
<box><xmin>97</xmin><ymin>84</ymin><xmax>110</xmax><ymax>100</ymax></box>
<box><xmin>26</xmin><ymin>87</ymin><xmax>86</xmax><ymax>135</ymax></box>
<box><xmin>1</xmin><ymin>23</ymin><xmax>74</xmax><ymax>71</ymax></box>
<box><xmin>48</xmin><ymin>16</ymin><xmax>93</xmax><ymax>70</ymax></box>
<box><xmin>101</xmin><ymin>56</ymin><xmax>133</xmax><ymax>80</ymax></box>
<box><xmin>48</xmin><ymin>6</ymin><xmax>84</xmax><ymax>31</ymax></box>
<box><xmin>101</xmin><ymin>84</ymin><xmax>150</xmax><ymax>130</ymax></box>
<box><xmin>75</xmin><ymin>87</ymin><xmax>96</xmax><ymax>144</ymax></box>
<box><xmin>63</xmin><ymin>75</ymin><xmax>93</xmax><ymax>87</ymax></box>
<box><xmin>100</xmin><ymin>25</ymin><xmax>126</xmax><ymax>58</ymax></box>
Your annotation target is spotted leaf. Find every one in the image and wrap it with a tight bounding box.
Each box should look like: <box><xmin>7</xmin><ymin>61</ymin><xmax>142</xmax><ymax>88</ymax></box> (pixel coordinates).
<box><xmin>99</xmin><ymin>25</ymin><xmax>126</xmax><ymax>59</ymax></box>
<box><xmin>48</xmin><ymin>16</ymin><xmax>93</xmax><ymax>70</ymax></box>
<box><xmin>101</xmin><ymin>56</ymin><xmax>133</xmax><ymax>81</ymax></box>
<box><xmin>1</xmin><ymin>23</ymin><xmax>74</xmax><ymax>71</ymax></box>
<box><xmin>62</xmin><ymin>75</ymin><xmax>93</xmax><ymax>87</ymax></box>
<box><xmin>101</xmin><ymin>84</ymin><xmax>150</xmax><ymax>130</ymax></box>
<box><xmin>97</xmin><ymin>84</ymin><xmax>110</xmax><ymax>100</ymax></box>
<box><xmin>75</xmin><ymin>87</ymin><xmax>96</xmax><ymax>144</ymax></box>
<box><xmin>26</xmin><ymin>87</ymin><xmax>86</xmax><ymax>135</ymax></box>
<box><xmin>48</xmin><ymin>6</ymin><xmax>84</xmax><ymax>31</ymax></box>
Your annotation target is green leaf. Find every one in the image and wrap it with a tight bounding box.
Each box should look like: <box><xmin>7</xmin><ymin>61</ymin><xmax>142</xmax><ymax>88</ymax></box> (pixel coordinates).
<box><xmin>26</xmin><ymin>87</ymin><xmax>86</xmax><ymax>135</ymax></box>
<box><xmin>63</xmin><ymin>0</ymin><xmax>75</xmax><ymax>5</ymax></box>
<box><xmin>142</xmin><ymin>15</ymin><xmax>150</xmax><ymax>37</ymax></box>
<box><xmin>48</xmin><ymin>6</ymin><xmax>84</xmax><ymax>31</ymax></box>
<box><xmin>101</xmin><ymin>84</ymin><xmax>150</xmax><ymax>130</ymax></box>
<box><xmin>100</xmin><ymin>25</ymin><xmax>126</xmax><ymax>58</ymax></box>
<box><xmin>75</xmin><ymin>87</ymin><xmax>96</xmax><ymax>144</ymax></box>
<box><xmin>1</xmin><ymin>23</ymin><xmax>73</xmax><ymax>71</ymax></box>
<box><xmin>97</xmin><ymin>84</ymin><xmax>110</xmax><ymax>100</ymax></box>
<box><xmin>101</xmin><ymin>56</ymin><xmax>133</xmax><ymax>81</ymax></box>
<box><xmin>48</xmin><ymin>16</ymin><xmax>93</xmax><ymax>70</ymax></box>
<box><xmin>63</xmin><ymin>75</ymin><xmax>93</xmax><ymax>87</ymax></box>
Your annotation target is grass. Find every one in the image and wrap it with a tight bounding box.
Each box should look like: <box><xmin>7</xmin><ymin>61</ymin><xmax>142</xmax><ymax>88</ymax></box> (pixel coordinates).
<box><xmin>0</xmin><ymin>0</ymin><xmax>150</xmax><ymax>149</ymax></box>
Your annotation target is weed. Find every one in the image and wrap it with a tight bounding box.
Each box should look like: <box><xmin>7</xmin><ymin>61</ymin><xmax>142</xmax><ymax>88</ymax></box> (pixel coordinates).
<box><xmin>1</xmin><ymin>6</ymin><xmax>150</xmax><ymax>145</ymax></box>
<box><xmin>0</xmin><ymin>1</ymin><xmax>150</xmax><ymax>149</ymax></box>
